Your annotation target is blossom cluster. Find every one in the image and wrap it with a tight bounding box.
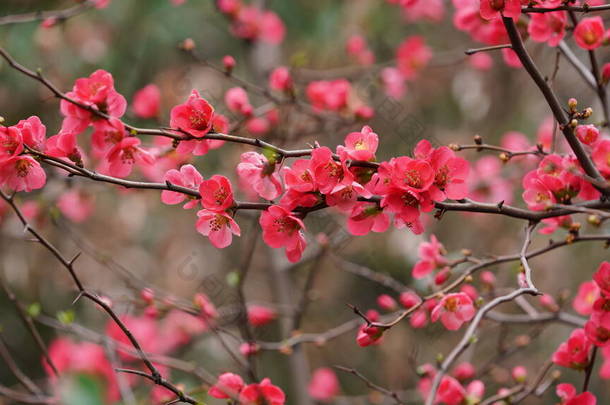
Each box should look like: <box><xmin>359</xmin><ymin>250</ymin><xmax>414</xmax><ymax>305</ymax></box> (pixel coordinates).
<box><xmin>553</xmin><ymin>262</ymin><xmax>610</xmax><ymax>388</ymax></box>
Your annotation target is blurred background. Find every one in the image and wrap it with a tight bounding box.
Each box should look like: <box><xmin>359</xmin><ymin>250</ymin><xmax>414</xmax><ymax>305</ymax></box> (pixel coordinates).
<box><xmin>1</xmin><ymin>0</ymin><xmax>609</xmax><ymax>404</ymax></box>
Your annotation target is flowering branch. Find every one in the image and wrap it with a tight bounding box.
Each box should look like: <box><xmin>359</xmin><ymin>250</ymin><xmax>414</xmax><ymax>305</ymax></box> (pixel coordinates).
<box><xmin>425</xmin><ymin>287</ymin><xmax>538</xmax><ymax>405</ymax></box>
<box><xmin>502</xmin><ymin>17</ymin><xmax>610</xmax><ymax>195</ymax></box>
<box><xmin>0</xmin><ymin>191</ymin><xmax>199</xmax><ymax>405</ymax></box>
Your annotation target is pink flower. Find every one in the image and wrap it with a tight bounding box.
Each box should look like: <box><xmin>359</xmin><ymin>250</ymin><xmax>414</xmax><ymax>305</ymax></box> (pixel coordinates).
<box><xmin>91</xmin><ymin>117</ymin><xmax>126</xmax><ymax>155</ymax></box>
<box><xmin>0</xmin><ymin>125</ymin><xmax>24</xmax><ymax>160</ymax></box>
<box><xmin>247</xmin><ymin>305</ymin><xmax>277</xmax><ymax>326</ymax></box>
<box><xmin>573</xmin><ymin>281</ymin><xmax>600</xmax><ymax>316</ymax></box>
<box><xmin>132</xmin><ymin>84</ymin><xmax>161</xmax><ymax>119</ymax></box>
<box><xmin>593</xmin><ymin>261</ymin><xmax>610</xmax><ymax>294</ymax></box>
<box><xmin>528</xmin><ymin>9</ymin><xmax>567</xmax><ymax>46</ymax></box>
<box><xmin>412</xmin><ymin>235</ymin><xmax>448</xmax><ymax>279</ymax></box>
<box><xmin>259</xmin><ymin>205</ymin><xmax>306</xmax><ymax>262</ymax></box>
<box><xmin>45</xmin><ymin>338</ymin><xmax>119</xmax><ymax>402</ymax></box>
<box><xmin>162</xmin><ymin>164</ymin><xmax>204</xmax><ymax>209</ymax></box>
<box><xmin>239</xmin><ymin>378</ymin><xmax>286</xmax><ymax>405</ymax></box>
<box><xmin>225</xmin><ymin>87</ymin><xmax>253</xmax><ymax>116</ymax></box>
<box><xmin>57</xmin><ymin>190</ymin><xmax>95</xmax><ymax>223</ymax></box>
<box><xmin>585</xmin><ymin>305</ymin><xmax>610</xmax><ymax>347</ymax></box>
<box><xmin>346</xmin><ymin>35</ymin><xmax>375</xmax><ymax>65</ymax></box>
<box><xmin>196</xmin><ymin>210</ymin><xmax>241</xmax><ymax>248</ymax></box>
<box><xmin>269</xmin><ymin>66</ymin><xmax>293</xmax><ymax>92</ymax></box>
<box><xmin>105</xmin><ymin>137</ymin><xmax>154</xmax><ymax>177</ymax></box>
<box><xmin>194</xmin><ymin>292</ymin><xmax>219</xmax><ymax>320</ymax></box>
<box><xmin>452</xmin><ymin>362</ymin><xmax>475</xmax><ymax>381</ymax></box>
<box><xmin>237</xmin><ymin>152</ymin><xmax>283</xmax><ymax>200</ymax></box>
<box><xmin>306</xmin><ymin>80</ymin><xmax>351</xmax><ymax>112</ymax></box>
<box><xmin>574</xmin><ymin>17</ymin><xmax>605</xmax><ymax>50</ymax></box>
<box><xmin>230</xmin><ymin>7</ymin><xmax>286</xmax><ymax>44</ymax></box>
<box><xmin>93</xmin><ymin>0</ymin><xmax>111</xmax><ymax>9</ymax></box>
<box><xmin>431</xmin><ymin>293</ymin><xmax>476</xmax><ymax>330</ymax></box>
<box><xmin>199</xmin><ymin>174</ymin><xmax>234</xmax><ymax>212</ymax></box>
<box><xmin>282</xmin><ymin>158</ymin><xmax>316</xmax><ymax>193</ymax></box>
<box><xmin>396</xmin><ymin>36</ymin><xmax>432</xmax><ymax>80</ymax></box>
<box><xmin>106</xmin><ymin>315</ymin><xmax>159</xmax><ymax>360</ymax></box>
<box><xmin>469</xmin><ymin>53</ymin><xmax>493</xmax><ymax>70</ymax></box>
<box><xmin>310</xmin><ymin>147</ymin><xmax>345</xmax><ymax>194</ymax></box>
<box><xmin>553</xmin><ymin>328</ymin><xmax>592</xmax><ymax>369</ymax></box>
<box><xmin>0</xmin><ymin>156</ymin><xmax>46</xmax><ymax>192</ymax></box>
<box><xmin>479</xmin><ymin>0</ymin><xmax>521</xmax><ymax>21</ymax></box>
<box><xmin>45</xmin><ymin>132</ymin><xmax>82</xmax><ymax>164</ymax></box>
<box><xmin>346</xmin><ymin>202</ymin><xmax>390</xmax><ymax>236</ymax></box>
<box><xmin>15</xmin><ymin>116</ymin><xmax>46</xmax><ymax>151</ymax></box>
<box><xmin>246</xmin><ymin>117</ymin><xmax>270</xmax><ymax>135</ymax></box>
<box><xmin>208</xmin><ymin>372</ymin><xmax>244</xmax><ymax>399</ymax></box>
<box><xmin>380</xmin><ymin>67</ymin><xmax>406</xmax><ymax>99</ymax></box>
<box><xmin>308</xmin><ymin>368</ymin><xmax>339</xmax><ymax>402</ymax></box>
<box><xmin>592</xmin><ymin>139</ymin><xmax>610</xmax><ymax>176</ymax></box>
<box><xmin>337</xmin><ymin>126</ymin><xmax>379</xmax><ymax>162</ymax></box>
<box><xmin>575</xmin><ymin>125</ymin><xmax>600</xmax><ymax>145</ymax></box>
<box><xmin>170</xmin><ymin>89</ymin><xmax>215</xmax><ymax>137</ymax></box>
<box><xmin>60</xmin><ymin>69</ymin><xmax>127</xmax><ymax>135</ymax></box>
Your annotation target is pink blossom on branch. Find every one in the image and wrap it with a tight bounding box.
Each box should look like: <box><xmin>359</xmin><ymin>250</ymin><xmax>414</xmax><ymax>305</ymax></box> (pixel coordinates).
<box><xmin>170</xmin><ymin>89</ymin><xmax>215</xmax><ymax>137</ymax></box>
<box><xmin>431</xmin><ymin>292</ymin><xmax>476</xmax><ymax>330</ymax></box>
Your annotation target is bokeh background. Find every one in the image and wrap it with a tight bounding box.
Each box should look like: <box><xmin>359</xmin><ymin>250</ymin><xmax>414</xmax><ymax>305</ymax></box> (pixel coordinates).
<box><xmin>1</xmin><ymin>0</ymin><xmax>609</xmax><ymax>404</ymax></box>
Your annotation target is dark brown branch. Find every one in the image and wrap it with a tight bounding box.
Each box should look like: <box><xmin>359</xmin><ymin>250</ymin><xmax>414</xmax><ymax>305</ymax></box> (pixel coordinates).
<box><xmin>523</xmin><ymin>4</ymin><xmax>610</xmax><ymax>13</ymax></box>
<box><xmin>0</xmin><ymin>2</ymin><xmax>92</xmax><ymax>26</ymax></box>
<box><xmin>334</xmin><ymin>366</ymin><xmax>405</xmax><ymax>405</ymax></box>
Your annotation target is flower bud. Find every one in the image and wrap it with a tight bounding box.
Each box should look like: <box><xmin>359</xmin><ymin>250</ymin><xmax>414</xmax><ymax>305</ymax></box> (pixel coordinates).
<box><xmin>568</xmin><ymin>98</ymin><xmax>578</xmax><ymax>110</ymax></box>
<box><xmin>222</xmin><ymin>55</ymin><xmax>236</xmax><ymax>73</ymax></box>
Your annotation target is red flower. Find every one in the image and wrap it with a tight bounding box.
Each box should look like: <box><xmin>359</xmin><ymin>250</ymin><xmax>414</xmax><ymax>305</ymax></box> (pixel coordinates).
<box><xmin>199</xmin><ymin>174</ymin><xmax>234</xmax><ymax>212</ymax></box>
<box><xmin>396</xmin><ymin>36</ymin><xmax>432</xmax><ymax>80</ymax></box>
<box><xmin>412</xmin><ymin>234</ymin><xmax>448</xmax><ymax>279</ymax></box>
<box><xmin>208</xmin><ymin>372</ymin><xmax>244</xmax><ymax>399</ymax></box>
<box><xmin>170</xmin><ymin>89</ymin><xmax>215</xmax><ymax>137</ymax></box>
<box><xmin>239</xmin><ymin>378</ymin><xmax>286</xmax><ymax>405</ymax></box>
<box><xmin>479</xmin><ymin>0</ymin><xmax>521</xmax><ymax>21</ymax></box>
<box><xmin>574</xmin><ymin>17</ymin><xmax>605</xmax><ymax>50</ymax></box>
<box><xmin>259</xmin><ymin>205</ymin><xmax>306</xmax><ymax>262</ymax></box>
<box><xmin>60</xmin><ymin>69</ymin><xmax>127</xmax><ymax>135</ymax></box>
<box><xmin>593</xmin><ymin>261</ymin><xmax>610</xmax><ymax>294</ymax></box>
<box><xmin>337</xmin><ymin>126</ymin><xmax>379</xmax><ymax>162</ymax></box>
<box><xmin>269</xmin><ymin>66</ymin><xmax>293</xmax><ymax>92</ymax></box>
<box><xmin>247</xmin><ymin>305</ymin><xmax>277</xmax><ymax>326</ymax></box>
